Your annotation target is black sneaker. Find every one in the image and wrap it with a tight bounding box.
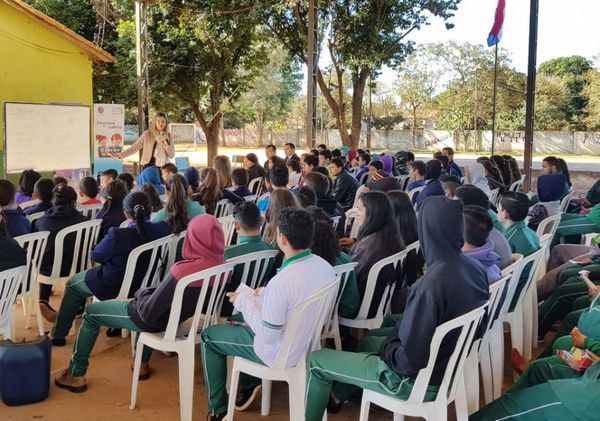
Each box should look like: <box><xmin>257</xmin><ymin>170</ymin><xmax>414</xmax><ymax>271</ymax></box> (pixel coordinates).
<box><xmin>207</xmin><ymin>412</ymin><xmax>227</xmax><ymax>421</ymax></box>
<box><xmin>235</xmin><ymin>384</ymin><xmax>261</xmax><ymax>411</ymax></box>
<box><xmin>51</xmin><ymin>337</ymin><xmax>66</xmax><ymax>347</ymax></box>
<box><xmin>327</xmin><ymin>393</ymin><xmax>344</xmax><ymax>414</ymax></box>
<box><xmin>106</xmin><ymin>328</ymin><xmax>122</xmax><ymax>337</ymax></box>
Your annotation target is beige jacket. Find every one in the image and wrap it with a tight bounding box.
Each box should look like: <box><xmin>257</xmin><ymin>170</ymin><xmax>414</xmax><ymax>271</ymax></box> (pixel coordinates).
<box><xmin>121</xmin><ymin>129</ymin><xmax>175</xmax><ymax>166</ymax></box>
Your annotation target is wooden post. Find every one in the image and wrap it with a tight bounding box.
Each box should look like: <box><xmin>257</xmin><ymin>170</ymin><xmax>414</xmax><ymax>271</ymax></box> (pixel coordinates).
<box><xmin>523</xmin><ymin>0</ymin><xmax>539</xmax><ymax>192</ymax></box>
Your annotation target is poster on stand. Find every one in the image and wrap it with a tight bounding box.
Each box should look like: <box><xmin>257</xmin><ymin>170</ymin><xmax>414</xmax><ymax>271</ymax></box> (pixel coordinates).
<box><xmin>93</xmin><ymin>104</ymin><xmax>124</xmax><ymax>159</ymax></box>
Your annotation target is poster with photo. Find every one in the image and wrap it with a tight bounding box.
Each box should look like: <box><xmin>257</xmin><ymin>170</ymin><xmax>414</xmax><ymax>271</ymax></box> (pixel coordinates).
<box><xmin>93</xmin><ymin>104</ymin><xmax>124</xmax><ymax>158</ymax></box>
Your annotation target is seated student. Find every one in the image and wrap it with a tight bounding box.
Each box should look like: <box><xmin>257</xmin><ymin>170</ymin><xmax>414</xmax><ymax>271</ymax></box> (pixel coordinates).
<box><xmin>55</xmin><ymin>214</ymin><xmax>226</xmax><ymax>392</ymax></box>
<box><xmin>160</xmin><ymin>162</ymin><xmax>179</xmax><ymax>182</ymax></box>
<box><xmin>95</xmin><ymin>180</ymin><xmax>128</xmax><ymax>241</ymax></box>
<box><xmin>137</xmin><ymin>166</ymin><xmax>165</xmax><ymax>195</ymax></box>
<box><xmin>414</xmin><ymin>160</ymin><xmax>445</xmax><ymax>206</ymax></box>
<box><xmin>309</xmin><ymin>206</ymin><xmax>359</xmax><ymax>319</ymax></box>
<box><xmin>318</xmin><ymin>149</ymin><xmax>332</xmax><ymax>168</ymax></box>
<box><xmin>304</xmin><ymin>172</ymin><xmax>340</xmax><ymax>217</ymax></box>
<box><xmin>527</xmin><ymin>173</ymin><xmax>566</xmax><ymax>231</ymax></box>
<box><xmin>406</xmin><ymin>160</ymin><xmax>426</xmax><ymax>191</ymax></box>
<box><xmin>465</xmin><ymin>163</ymin><xmax>490</xmax><ymax>193</ymax></box>
<box><xmin>140</xmin><ymin>183</ymin><xmax>163</xmax><ymax>213</ymax></box>
<box><xmin>78</xmin><ymin>177</ymin><xmax>102</xmax><ymax>205</ymax></box>
<box><xmin>440</xmin><ymin>174</ymin><xmax>462</xmax><ymax>198</ymax></box>
<box><xmin>117</xmin><ymin>172</ymin><xmax>135</xmax><ymax>193</ymax></box>
<box><xmin>230</xmin><ymin>168</ymin><xmax>252</xmax><ymax>199</ymax></box>
<box><xmin>183</xmin><ymin>166</ymin><xmax>200</xmax><ymax>193</ymax></box>
<box><xmin>462</xmin><ymin>205</ymin><xmax>502</xmax><ymax>284</ymax></box>
<box><xmin>435</xmin><ymin>154</ymin><xmax>449</xmax><ymax>175</ymax></box>
<box><xmin>348</xmin><ymin>191</ymin><xmax>404</xmax><ymax>317</ymax></box>
<box><xmin>201</xmin><ymin>208</ymin><xmax>336</xmax><ymax>420</ymax></box>
<box><xmin>479</xmin><ymin>158</ymin><xmax>505</xmax><ymax>191</ymax></box>
<box><xmin>263</xmin><ymin>189</ymin><xmax>300</xmax><ymax>245</ymax></box>
<box><xmin>354</xmin><ymin>152</ymin><xmax>371</xmax><ymax>183</ymax></box>
<box><xmin>99</xmin><ymin>169</ymin><xmax>118</xmax><ymax>198</ymax></box>
<box><xmin>50</xmin><ymin>192</ymin><xmax>170</xmax><ymax>346</ymax></box>
<box><xmin>329</xmin><ymin>158</ymin><xmax>358</xmax><ymax>211</ymax></box>
<box><xmin>33</xmin><ymin>184</ymin><xmax>89</xmax><ymax>321</ymax></box>
<box><xmin>305</xmin><ymin>196</ymin><xmax>489</xmax><ymax>419</ymax></box>
<box><xmin>243</xmin><ymin>153</ymin><xmax>265</xmax><ymax>183</ymax></box>
<box><xmin>0</xmin><ymin>210</ymin><xmax>27</xmax><ymax>271</ymax></box>
<box><xmin>0</xmin><ymin>179</ymin><xmax>31</xmax><ymax>237</ymax></box>
<box><xmin>15</xmin><ymin>169</ymin><xmax>42</xmax><ymax>206</ymax></box>
<box><xmin>220</xmin><ymin>201</ymin><xmax>274</xmax><ymax>316</ymax></box>
<box><xmin>297</xmin><ymin>185</ymin><xmax>317</xmax><ymax>208</ymax></box>
<box><xmin>575</xmin><ymin>178</ymin><xmax>600</xmax><ymax>212</ymax></box>
<box><xmin>265</xmin><ymin>155</ymin><xmax>286</xmax><ymax>172</ymax></box>
<box><xmin>441</xmin><ymin>146</ymin><xmax>462</xmax><ymax>178</ymax></box>
<box><xmin>497</xmin><ymin>191</ymin><xmax>541</xmax><ymax>310</ymax></box>
<box><xmin>367</xmin><ymin>160</ymin><xmax>387</xmax><ymax>180</ymax></box>
<box><xmin>454</xmin><ymin>185</ymin><xmax>513</xmax><ymax>269</ymax></box>
<box><xmin>380</xmin><ymin>154</ymin><xmax>394</xmax><ymax>177</ymax></box>
<box><xmin>554</xmin><ymin>200</ymin><xmax>600</xmax><ymax>245</ymax></box>
<box><xmin>299</xmin><ymin>154</ymin><xmax>319</xmax><ymax>188</ymax></box>
<box><xmin>214</xmin><ymin>155</ymin><xmax>232</xmax><ymax>189</ymax></box>
<box><xmin>286</xmin><ymin>157</ymin><xmax>302</xmax><ymax>189</ymax></box>
<box><xmin>313</xmin><ymin>165</ymin><xmax>334</xmax><ymax>194</ymax></box>
<box><xmin>195</xmin><ymin>168</ymin><xmax>224</xmax><ymax>215</ymax></box>
<box><xmin>257</xmin><ymin>166</ymin><xmax>289</xmax><ymax>212</ymax></box>
<box><xmin>153</xmin><ymin>174</ymin><xmax>205</xmax><ymax>234</ymax></box>
<box><xmin>24</xmin><ymin>178</ymin><xmax>54</xmax><ymax>215</ymax></box>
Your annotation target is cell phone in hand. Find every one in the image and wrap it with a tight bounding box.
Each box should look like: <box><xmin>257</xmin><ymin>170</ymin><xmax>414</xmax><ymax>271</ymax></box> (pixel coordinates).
<box><xmin>579</xmin><ymin>271</ymin><xmax>596</xmax><ymax>290</ymax></box>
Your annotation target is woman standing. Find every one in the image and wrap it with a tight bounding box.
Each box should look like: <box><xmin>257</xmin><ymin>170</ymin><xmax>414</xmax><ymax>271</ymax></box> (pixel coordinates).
<box><xmin>116</xmin><ymin>113</ymin><xmax>175</xmax><ymax>167</ymax></box>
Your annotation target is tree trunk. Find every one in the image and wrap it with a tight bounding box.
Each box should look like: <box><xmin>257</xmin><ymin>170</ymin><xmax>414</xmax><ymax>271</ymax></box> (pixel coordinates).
<box><xmin>411</xmin><ymin>105</ymin><xmax>418</xmax><ymax>148</ymax></box>
<box><xmin>193</xmin><ymin>104</ymin><xmax>221</xmax><ymax>166</ymax></box>
<box><xmin>349</xmin><ymin>68</ymin><xmax>370</xmax><ymax>150</ymax></box>
<box><xmin>256</xmin><ymin>112</ymin><xmax>265</xmax><ymax>147</ymax></box>
<box><xmin>316</xmin><ymin>70</ymin><xmax>352</xmax><ymax>148</ymax></box>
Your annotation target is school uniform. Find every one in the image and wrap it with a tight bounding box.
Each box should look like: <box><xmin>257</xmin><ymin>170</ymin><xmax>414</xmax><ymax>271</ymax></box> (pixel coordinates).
<box><xmin>406</xmin><ymin>179</ymin><xmax>425</xmax><ymax>191</ymax></box>
<box><xmin>79</xmin><ymin>198</ymin><xmax>102</xmax><ymax>206</ymax></box>
<box><xmin>414</xmin><ymin>179</ymin><xmax>445</xmax><ymax>206</ymax></box>
<box><xmin>221</xmin><ymin>189</ymin><xmax>243</xmax><ymax>204</ymax></box>
<box><xmin>304</xmin><ymin>197</ymin><xmax>489</xmax><ymax>421</ymax></box>
<box><xmin>51</xmin><ymin>222</ymin><xmax>171</xmax><ymax>342</ymax></box>
<box><xmin>232</xmin><ymin>186</ymin><xmax>252</xmax><ymax>199</ymax></box>
<box><xmin>504</xmin><ymin>220</ymin><xmax>541</xmax><ymax>310</ymax></box>
<box><xmin>316</xmin><ymin>195</ymin><xmax>340</xmax><ymax>217</ymax></box>
<box><xmin>95</xmin><ymin>205</ymin><xmax>127</xmax><ymax>242</ymax></box>
<box><xmin>447</xmin><ymin>160</ymin><xmax>462</xmax><ymax>178</ymax></box>
<box><xmin>586</xmin><ymin>179</ymin><xmax>600</xmax><ymax>207</ymax></box>
<box><xmin>152</xmin><ymin>198</ymin><xmax>205</xmax><ymax>225</ymax></box>
<box><xmin>246</xmin><ymin>164</ymin><xmax>265</xmax><ymax>183</ymax></box>
<box><xmin>488</xmin><ymin>209</ymin><xmax>505</xmax><ymax>233</ymax></box>
<box><xmin>136</xmin><ymin>166</ymin><xmax>165</xmax><ymax>195</ymax></box>
<box><xmin>3</xmin><ymin>209</ymin><xmax>30</xmax><ymax>237</ymax></box>
<box><xmin>15</xmin><ymin>192</ymin><xmax>32</xmax><ymax>206</ymax></box>
<box><xmin>354</xmin><ymin>166</ymin><xmax>369</xmax><ymax>183</ymax></box>
<box><xmin>0</xmin><ymin>233</ymin><xmax>27</xmax><ymax>271</ymax></box>
<box><xmin>555</xmin><ymin>203</ymin><xmax>600</xmax><ymax>241</ymax></box>
<box><xmin>463</xmin><ymin>240</ymin><xmax>502</xmax><ymax>284</ymax></box>
<box><xmin>24</xmin><ymin>200</ymin><xmax>52</xmax><ymax>215</ymax></box>
<box><xmin>201</xmin><ymin>251</ymin><xmax>336</xmax><ymax>416</ymax></box>
<box><xmin>336</xmin><ymin>252</ymin><xmax>360</xmax><ymax>319</ymax></box>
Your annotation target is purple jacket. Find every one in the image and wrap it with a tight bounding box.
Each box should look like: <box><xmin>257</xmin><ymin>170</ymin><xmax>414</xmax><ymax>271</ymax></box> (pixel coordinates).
<box><xmin>463</xmin><ymin>240</ymin><xmax>502</xmax><ymax>285</ymax></box>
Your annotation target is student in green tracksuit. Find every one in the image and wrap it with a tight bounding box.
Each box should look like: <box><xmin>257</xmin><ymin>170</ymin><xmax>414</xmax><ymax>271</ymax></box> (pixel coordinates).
<box><xmin>220</xmin><ymin>201</ymin><xmax>275</xmax><ymax>316</ymax></box>
<box><xmin>488</xmin><ymin>208</ymin><xmax>505</xmax><ymax>233</ymax></box>
<box><xmin>497</xmin><ymin>192</ymin><xmax>540</xmax><ymax>310</ymax></box>
<box><xmin>304</xmin><ymin>196</ymin><xmax>489</xmax><ymax>420</ymax></box>
<box><xmin>471</xmin><ymin>361</ymin><xmax>600</xmax><ymax>421</ymax></box>
<box><xmin>555</xmin><ymin>202</ymin><xmax>600</xmax><ymax>244</ymax></box>
<box><xmin>513</xmin><ymin>292</ymin><xmax>600</xmax><ymax>392</ymax></box>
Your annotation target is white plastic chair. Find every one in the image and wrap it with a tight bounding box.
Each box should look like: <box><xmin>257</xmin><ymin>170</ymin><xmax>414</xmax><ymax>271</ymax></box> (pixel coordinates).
<box><xmin>582</xmin><ymin>232</ymin><xmax>599</xmax><ymax>246</ymax></box>
<box><xmin>218</xmin><ymin>215</ymin><xmax>236</xmax><ymax>247</ymax></box>
<box><xmin>535</xmin><ymin>212</ymin><xmax>562</xmax><ymax>238</ymax></box>
<box><xmin>248</xmin><ymin>177</ymin><xmax>264</xmax><ymax>195</ymax></box>
<box><xmin>408</xmin><ymin>185</ymin><xmax>425</xmax><ymax>204</ymax></box>
<box><xmin>560</xmin><ymin>190</ymin><xmax>575</xmax><ymax>213</ymax></box>
<box><xmin>509</xmin><ymin>179</ymin><xmax>523</xmax><ymax>192</ymax></box>
<box><xmin>358</xmin><ymin>304</ymin><xmax>487</xmax><ymax>421</ymax></box>
<box><xmin>331</xmin><ymin>216</ymin><xmax>341</xmax><ymax>231</ymax></box>
<box><xmin>76</xmin><ymin>204</ymin><xmax>103</xmax><ymax>219</ymax></box>
<box><xmin>530</xmin><ymin>234</ymin><xmax>552</xmax><ymax>354</ymax></box>
<box><xmin>165</xmin><ymin>230</ymin><xmax>187</xmax><ymax>270</ymax></box>
<box><xmin>119</xmin><ymin>219</ymin><xmax>130</xmax><ymax>228</ymax></box>
<box><xmin>38</xmin><ymin>220</ymin><xmax>102</xmax><ymax>290</ymax></box>
<box><xmin>19</xmin><ymin>199</ymin><xmax>39</xmax><ymax>210</ymax></box>
<box><xmin>215</xmin><ymin>199</ymin><xmax>234</xmax><ymax>218</ymax></box>
<box><xmin>0</xmin><ymin>266</ymin><xmax>27</xmax><ymax>340</ymax></box>
<box><xmin>243</xmin><ymin>195</ymin><xmax>258</xmax><ymax>204</ymax></box>
<box><xmin>395</xmin><ymin>175</ymin><xmax>410</xmax><ymax>191</ymax></box>
<box><xmin>26</xmin><ymin>211</ymin><xmax>45</xmax><ymax>224</ymax></box>
<box><xmin>226</xmin><ymin>249</ymin><xmax>279</xmax><ymax>291</ymax></box>
<box><xmin>487</xmin><ymin>188</ymin><xmax>501</xmax><ymax>208</ymax></box>
<box><xmin>340</xmin><ymin>241</ymin><xmax>420</xmax><ymax>331</ymax></box>
<box><xmin>321</xmin><ymin>262</ymin><xmax>358</xmax><ymax>350</ymax></box>
<box><xmin>358</xmin><ymin>172</ymin><xmax>370</xmax><ymax>186</ymax></box>
<box><xmin>15</xmin><ymin>231</ymin><xmax>50</xmax><ymax>336</ymax></box>
<box><xmin>344</xmin><ymin>208</ymin><xmax>362</xmax><ymax>239</ymax></box>
<box><xmin>130</xmin><ymin>262</ymin><xmax>236</xmax><ymax>421</ymax></box>
<box><xmin>116</xmin><ymin>235</ymin><xmax>173</xmax><ymax>300</ymax></box>
<box><xmin>463</xmin><ymin>275</ymin><xmax>510</xmax><ymax>413</ymax></box>
<box><xmin>227</xmin><ymin>280</ymin><xmax>339</xmax><ymax>421</ymax></box>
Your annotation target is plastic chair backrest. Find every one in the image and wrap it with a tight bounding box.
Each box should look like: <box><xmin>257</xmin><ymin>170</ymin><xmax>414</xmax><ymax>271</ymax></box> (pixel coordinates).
<box><xmin>166</xmin><ymin>230</ymin><xmax>187</xmax><ymax>270</ymax></box>
<box><xmin>331</xmin><ymin>216</ymin><xmax>341</xmax><ymax>231</ymax></box>
<box><xmin>215</xmin><ymin>199</ymin><xmax>233</xmax><ymax>218</ymax></box>
<box><xmin>536</xmin><ymin>213</ymin><xmax>562</xmax><ymax>238</ymax></box>
<box><xmin>499</xmin><ymin>248</ymin><xmax>544</xmax><ymax>316</ymax></box>
<box><xmin>487</xmin><ymin>188</ymin><xmax>501</xmax><ymax>208</ymax></box>
<box><xmin>407</xmin><ymin>186</ymin><xmax>425</xmax><ymax>203</ymax></box>
<box><xmin>226</xmin><ymin>249</ymin><xmax>279</xmax><ymax>290</ymax></box>
<box><xmin>395</xmin><ymin>175</ymin><xmax>410</xmax><ymax>191</ymax></box>
<box><xmin>14</xmin><ymin>231</ymin><xmax>49</xmax><ymax>296</ymax></box>
<box><xmin>482</xmin><ymin>274</ymin><xmax>510</xmax><ymax>335</ymax></box>
<box><xmin>50</xmin><ymin>220</ymin><xmax>102</xmax><ymax>279</ymax></box>
<box><xmin>359</xmin><ymin>172</ymin><xmax>370</xmax><ymax>186</ymax></box>
<box><xmin>0</xmin><ymin>266</ymin><xmax>27</xmax><ymax>330</ymax></box>
<box><xmin>218</xmin><ymin>215</ymin><xmax>236</xmax><ymax>247</ymax></box>
<box><xmin>582</xmin><ymin>233</ymin><xmax>599</xmax><ymax>247</ymax></box>
<box><xmin>354</xmin><ymin>241</ymin><xmax>421</xmax><ymax>321</ymax></box>
<box><xmin>243</xmin><ymin>195</ymin><xmax>258</xmax><ymax>204</ymax></box>
<box><xmin>509</xmin><ymin>179</ymin><xmax>523</xmax><ymax>192</ymax></box>
<box><xmin>162</xmin><ymin>262</ymin><xmax>236</xmax><ymax>342</ymax></box>
<box><xmin>76</xmin><ymin>204</ymin><xmax>104</xmax><ymax>219</ymax></box>
<box><xmin>249</xmin><ymin>177</ymin><xmax>263</xmax><ymax>195</ymax></box>
<box><xmin>560</xmin><ymin>190</ymin><xmax>575</xmax><ymax>213</ymax></box>
<box><xmin>322</xmin><ymin>263</ymin><xmax>357</xmax><ymax>336</ymax></box>
<box><xmin>119</xmin><ymin>219</ymin><xmax>129</xmax><ymax>228</ymax></box>
<box><xmin>26</xmin><ymin>212</ymin><xmax>45</xmax><ymax>224</ymax></box>
<box><xmin>19</xmin><ymin>199</ymin><xmax>39</xmax><ymax>210</ymax></box>
<box><xmin>271</xmin><ymin>280</ymin><xmax>339</xmax><ymax>370</ymax></box>
<box><xmin>116</xmin><ymin>234</ymin><xmax>173</xmax><ymax>299</ymax></box>
<box><xmin>407</xmin><ymin>304</ymin><xmax>487</xmax><ymax>405</ymax></box>
<box><xmin>344</xmin><ymin>208</ymin><xmax>361</xmax><ymax>239</ymax></box>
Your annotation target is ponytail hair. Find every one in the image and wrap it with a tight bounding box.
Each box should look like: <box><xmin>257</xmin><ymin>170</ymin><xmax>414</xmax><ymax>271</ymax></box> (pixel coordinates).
<box><xmin>52</xmin><ymin>184</ymin><xmax>78</xmax><ymax>208</ymax></box>
<box><xmin>165</xmin><ymin>174</ymin><xmax>189</xmax><ymax>234</ymax></box>
<box><xmin>101</xmin><ymin>180</ymin><xmax>128</xmax><ymax>214</ymax></box>
<box><xmin>123</xmin><ymin>191</ymin><xmax>152</xmax><ymax>239</ymax></box>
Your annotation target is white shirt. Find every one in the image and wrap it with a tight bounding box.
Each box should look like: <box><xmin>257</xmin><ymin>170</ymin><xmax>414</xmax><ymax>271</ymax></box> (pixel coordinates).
<box><xmin>234</xmin><ymin>251</ymin><xmax>336</xmax><ymax>367</ymax></box>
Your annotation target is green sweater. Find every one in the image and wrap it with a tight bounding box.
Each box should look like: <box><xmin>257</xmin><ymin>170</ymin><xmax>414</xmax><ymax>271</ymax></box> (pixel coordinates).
<box><xmin>152</xmin><ymin>198</ymin><xmax>206</xmax><ymax>224</ymax></box>
<box><xmin>488</xmin><ymin>209</ymin><xmax>505</xmax><ymax>233</ymax></box>
<box><xmin>586</xmin><ymin>179</ymin><xmax>600</xmax><ymax>207</ymax></box>
<box><xmin>336</xmin><ymin>252</ymin><xmax>360</xmax><ymax>319</ymax></box>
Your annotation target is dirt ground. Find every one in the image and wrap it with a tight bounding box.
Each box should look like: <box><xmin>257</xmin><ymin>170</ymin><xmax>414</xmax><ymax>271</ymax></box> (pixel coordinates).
<box><xmin>2</xmin><ymin>296</ymin><xmax>553</xmax><ymax>421</ymax></box>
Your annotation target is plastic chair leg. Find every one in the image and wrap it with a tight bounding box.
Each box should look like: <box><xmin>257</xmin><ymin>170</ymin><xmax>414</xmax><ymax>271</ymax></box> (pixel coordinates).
<box><xmin>358</xmin><ymin>398</ymin><xmax>371</xmax><ymax>421</ymax></box>
<box><xmin>288</xmin><ymin>375</ymin><xmax>306</xmax><ymax>421</ymax></box>
<box><xmin>479</xmin><ymin>344</ymin><xmax>494</xmax><ymax>405</ymax></box>
<box><xmin>509</xmin><ymin>316</ymin><xmax>524</xmax><ymax>382</ymax></box>
<box><xmin>393</xmin><ymin>413</ymin><xmax>405</xmax><ymax>421</ymax></box>
<box><xmin>531</xmin><ymin>288</ymin><xmax>539</xmax><ymax>349</ymax></box>
<box><xmin>261</xmin><ymin>379</ymin><xmax>272</xmax><ymax>416</ymax></box>
<box><xmin>490</xmin><ymin>330</ymin><xmax>504</xmax><ymax>401</ymax></box>
<box><xmin>33</xmin><ymin>297</ymin><xmax>45</xmax><ymax>336</ymax></box>
<box><xmin>129</xmin><ymin>340</ymin><xmax>144</xmax><ymax>410</ymax></box>
<box><xmin>522</xmin><ymin>296</ymin><xmax>533</xmax><ymax>361</ymax></box>
<box><xmin>226</xmin><ymin>367</ymin><xmax>240</xmax><ymax>421</ymax></box>
<box><xmin>463</xmin><ymin>351</ymin><xmax>479</xmax><ymax>414</ymax></box>
<box><xmin>455</xmin><ymin>376</ymin><xmax>469</xmax><ymax>421</ymax></box>
<box><xmin>178</xmin><ymin>349</ymin><xmax>195</xmax><ymax>421</ymax></box>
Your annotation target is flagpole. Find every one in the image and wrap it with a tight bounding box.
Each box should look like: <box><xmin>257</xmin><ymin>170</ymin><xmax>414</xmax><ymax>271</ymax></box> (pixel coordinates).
<box><xmin>491</xmin><ymin>44</ymin><xmax>498</xmax><ymax>156</ymax></box>
<box><xmin>523</xmin><ymin>0</ymin><xmax>539</xmax><ymax>192</ymax></box>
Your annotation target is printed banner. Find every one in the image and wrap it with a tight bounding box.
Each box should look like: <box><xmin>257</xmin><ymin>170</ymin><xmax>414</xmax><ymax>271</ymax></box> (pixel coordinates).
<box><xmin>93</xmin><ymin>103</ymin><xmax>124</xmax><ymax>159</ymax></box>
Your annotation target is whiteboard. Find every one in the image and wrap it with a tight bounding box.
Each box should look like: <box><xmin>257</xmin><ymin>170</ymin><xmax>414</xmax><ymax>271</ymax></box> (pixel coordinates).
<box><xmin>3</xmin><ymin>102</ymin><xmax>91</xmax><ymax>173</ymax></box>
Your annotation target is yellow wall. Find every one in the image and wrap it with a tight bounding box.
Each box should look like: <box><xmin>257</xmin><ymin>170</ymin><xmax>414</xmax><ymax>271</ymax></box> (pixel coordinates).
<box><xmin>0</xmin><ymin>2</ymin><xmax>93</xmax><ymax>175</ymax></box>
